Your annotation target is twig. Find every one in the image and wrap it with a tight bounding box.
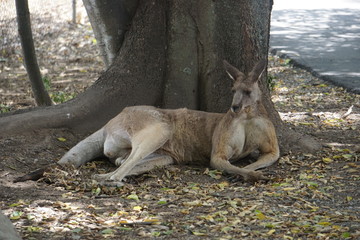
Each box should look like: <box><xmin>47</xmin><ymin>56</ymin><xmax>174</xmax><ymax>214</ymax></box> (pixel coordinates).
<box><xmin>119</xmin><ymin>219</ymin><xmax>162</xmax><ymax>226</ymax></box>
<box><xmin>341</xmin><ymin>105</ymin><xmax>353</xmax><ymax>119</ymax></box>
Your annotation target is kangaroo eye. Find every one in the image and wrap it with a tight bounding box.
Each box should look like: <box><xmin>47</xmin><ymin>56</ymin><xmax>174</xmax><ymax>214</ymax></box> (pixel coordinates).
<box><xmin>231</xmin><ymin>89</ymin><xmax>236</xmax><ymax>94</ymax></box>
<box><xmin>244</xmin><ymin>90</ymin><xmax>251</xmax><ymax>95</ymax></box>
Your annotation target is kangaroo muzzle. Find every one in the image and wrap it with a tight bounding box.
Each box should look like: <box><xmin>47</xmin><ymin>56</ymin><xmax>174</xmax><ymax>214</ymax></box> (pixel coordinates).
<box><xmin>231</xmin><ymin>104</ymin><xmax>242</xmax><ymax>113</ymax></box>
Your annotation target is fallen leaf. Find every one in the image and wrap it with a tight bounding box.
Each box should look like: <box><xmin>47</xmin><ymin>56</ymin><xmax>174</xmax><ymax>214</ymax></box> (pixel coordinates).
<box><xmin>267</xmin><ymin>229</ymin><xmax>276</xmax><ymax>235</ymax></box>
<box><xmin>126</xmin><ymin>194</ymin><xmax>139</xmax><ymax>201</ymax></box>
<box><xmin>10</xmin><ymin>211</ymin><xmax>23</xmax><ymax>220</ymax></box>
<box><xmin>101</xmin><ymin>229</ymin><xmax>113</xmax><ymax>235</ymax></box>
<box><xmin>157</xmin><ymin>200</ymin><xmax>167</xmax><ymax>205</ymax></box>
<box><xmin>192</xmin><ymin>231</ymin><xmax>207</xmax><ymax>236</ymax></box>
<box><xmin>133</xmin><ymin>206</ymin><xmax>142</xmax><ymax>211</ymax></box>
<box><xmin>322</xmin><ymin>157</ymin><xmax>333</xmax><ymax>164</ymax></box>
<box><xmin>255</xmin><ymin>210</ymin><xmax>266</xmax><ymax>220</ymax></box>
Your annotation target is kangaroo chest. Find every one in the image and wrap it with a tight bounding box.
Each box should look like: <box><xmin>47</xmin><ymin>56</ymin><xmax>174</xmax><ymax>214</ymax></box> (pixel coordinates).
<box><xmin>229</xmin><ymin>125</ymin><xmax>246</xmax><ymax>159</ymax></box>
<box><xmin>227</xmin><ymin>117</ymin><xmax>266</xmax><ymax>159</ymax></box>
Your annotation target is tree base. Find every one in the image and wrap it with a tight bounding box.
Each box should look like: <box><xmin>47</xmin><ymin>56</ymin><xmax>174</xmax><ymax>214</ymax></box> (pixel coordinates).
<box><xmin>277</xmin><ymin>124</ymin><xmax>322</xmax><ymax>154</ymax></box>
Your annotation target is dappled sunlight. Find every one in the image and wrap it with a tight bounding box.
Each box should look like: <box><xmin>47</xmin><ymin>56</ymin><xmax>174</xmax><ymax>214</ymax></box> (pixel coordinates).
<box><xmin>269</xmin><ymin>55</ymin><xmax>359</xmax><ymax>147</ymax></box>
<box><xmin>271</xmin><ymin>9</ymin><xmax>360</xmax><ymax>54</ymax></box>
<box><xmin>0</xmin><ymin>55</ymin><xmax>358</xmax><ymax>239</ymax></box>
<box><xmin>3</xmin><ymin>198</ymin><xmax>161</xmax><ymax>238</ymax></box>
<box><xmin>273</xmin><ymin>0</ymin><xmax>360</xmax><ymax>10</ymax></box>
<box><xmin>2</xmin><ymin>170</ymin><xmax>167</xmax><ymax>238</ymax></box>
<box><xmin>271</xmin><ymin>2</ymin><xmax>360</xmax><ymax>92</ymax></box>
<box><xmin>0</xmin><ymin>0</ymin><xmax>102</xmax><ymax>111</ymax></box>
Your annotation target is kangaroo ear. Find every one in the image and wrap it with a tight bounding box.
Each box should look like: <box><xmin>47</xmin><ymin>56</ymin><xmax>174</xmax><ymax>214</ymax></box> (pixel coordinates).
<box><xmin>223</xmin><ymin>60</ymin><xmax>245</xmax><ymax>81</ymax></box>
<box><xmin>249</xmin><ymin>59</ymin><xmax>267</xmax><ymax>83</ymax></box>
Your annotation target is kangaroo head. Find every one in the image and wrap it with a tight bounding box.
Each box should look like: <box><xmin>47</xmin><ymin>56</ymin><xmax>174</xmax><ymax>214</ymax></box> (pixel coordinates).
<box><xmin>223</xmin><ymin>60</ymin><xmax>266</xmax><ymax>114</ymax></box>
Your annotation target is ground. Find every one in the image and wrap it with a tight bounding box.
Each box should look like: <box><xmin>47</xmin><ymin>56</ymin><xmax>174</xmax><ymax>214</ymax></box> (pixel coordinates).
<box><xmin>0</xmin><ymin>1</ymin><xmax>360</xmax><ymax>239</ymax></box>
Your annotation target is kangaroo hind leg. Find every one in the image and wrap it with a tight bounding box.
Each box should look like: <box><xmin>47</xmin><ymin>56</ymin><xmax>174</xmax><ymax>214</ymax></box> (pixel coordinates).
<box><xmin>103</xmin><ymin>130</ymin><xmax>131</xmax><ymax>166</ymax></box>
<box><xmin>127</xmin><ymin>154</ymin><xmax>174</xmax><ymax>176</ymax></box>
<box><xmin>243</xmin><ymin>131</ymin><xmax>279</xmax><ymax>171</ymax></box>
<box><xmin>94</xmin><ymin>123</ymin><xmax>172</xmax><ymax>184</ymax></box>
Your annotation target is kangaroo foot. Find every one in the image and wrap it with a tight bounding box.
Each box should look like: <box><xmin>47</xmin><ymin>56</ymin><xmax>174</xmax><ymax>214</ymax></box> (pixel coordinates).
<box><xmin>227</xmin><ymin>170</ymin><xmax>269</xmax><ymax>183</ymax></box>
<box><xmin>98</xmin><ymin>179</ymin><xmax>125</xmax><ymax>187</ymax></box>
<box><xmin>93</xmin><ymin>172</ymin><xmax>113</xmax><ymax>180</ymax></box>
<box><xmin>93</xmin><ymin>173</ymin><xmax>125</xmax><ymax>187</ymax></box>
<box><xmin>244</xmin><ymin>170</ymin><xmax>269</xmax><ymax>182</ymax></box>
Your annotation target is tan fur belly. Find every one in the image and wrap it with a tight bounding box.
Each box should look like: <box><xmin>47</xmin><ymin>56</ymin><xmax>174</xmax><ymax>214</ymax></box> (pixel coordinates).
<box><xmin>159</xmin><ymin>136</ymin><xmax>212</xmax><ymax>165</ymax></box>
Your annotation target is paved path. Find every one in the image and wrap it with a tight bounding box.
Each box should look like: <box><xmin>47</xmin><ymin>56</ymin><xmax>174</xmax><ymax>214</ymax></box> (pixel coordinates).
<box><xmin>270</xmin><ymin>0</ymin><xmax>360</xmax><ymax>93</ymax></box>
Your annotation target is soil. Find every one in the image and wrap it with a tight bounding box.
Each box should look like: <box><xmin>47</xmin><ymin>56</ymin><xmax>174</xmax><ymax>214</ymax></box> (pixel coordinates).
<box><xmin>1</xmin><ymin>1</ymin><xmax>359</xmax><ymax>239</ymax></box>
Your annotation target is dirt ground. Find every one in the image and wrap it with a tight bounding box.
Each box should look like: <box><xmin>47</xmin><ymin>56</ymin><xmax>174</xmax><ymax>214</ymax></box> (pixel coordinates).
<box><xmin>1</xmin><ymin>1</ymin><xmax>360</xmax><ymax>239</ymax></box>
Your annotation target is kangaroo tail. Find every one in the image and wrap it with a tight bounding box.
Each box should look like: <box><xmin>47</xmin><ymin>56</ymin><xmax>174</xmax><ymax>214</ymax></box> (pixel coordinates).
<box><xmin>13</xmin><ymin>128</ymin><xmax>105</xmax><ymax>183</ymax></box>
<box><xmin>58</xmin><ymin>128</ymin><xmax>105</xmax><ymax>168</ymax></box>
<box><xmin>13</xmin><ymin>164</ymin><xmax>55</xmax><ymax>183</ymax></box>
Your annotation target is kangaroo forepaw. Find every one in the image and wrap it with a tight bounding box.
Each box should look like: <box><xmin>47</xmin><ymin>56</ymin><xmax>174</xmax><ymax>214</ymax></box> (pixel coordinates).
<box><xmin>244</xmin><ymin>170</ymin><xmax>269</xmax><ymax>182</ymax></box>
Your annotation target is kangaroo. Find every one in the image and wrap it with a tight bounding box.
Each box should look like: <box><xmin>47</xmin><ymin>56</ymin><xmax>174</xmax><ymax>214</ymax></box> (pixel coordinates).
<box><xmin>57</xmin><ymin>60</ymin><xmax>279</xmax><ymax>185</ymax></box>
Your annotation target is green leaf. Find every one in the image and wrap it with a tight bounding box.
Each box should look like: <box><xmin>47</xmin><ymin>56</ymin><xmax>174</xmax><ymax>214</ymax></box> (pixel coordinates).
<box><xmin>126</xmin><ymin>194</ymin><xmax>139</xmax><ymax>201</ymax></box>
<box><xmin>346</xmin><ymin>196</ymin><xmax>353</xmax><ymax>202</ymax></box>
<box><xmin>152</xmin><ymin>231</ymin><xmax>161</xmax><ymax>237</ymax></box>
<box><xmin>221</xmin><ymin>226</ymin><xmax>232</xmax><ymax>233</ymax></box>
<box><xmin>9</xmin><ymin>200</ymin><xmax>26</xmax><ymax>207</ymax></box>
<box><xmin>192</xmin><ymin>231</ymin><xmax>207</xmax><ymax>236</ymax></box>
<box><xmin>10</xmin><ymin>211</ymin><xmax>23</xmax><ymax>220</ymax></box>
<box><xmin>72</xmin><ymin>228</ymin><xmax>82</xmax><ymax>233</ymax></box>
<box><xmin>265</xmin><ymin>224</ymin><xmax>274</xmax><ymax>228</ymax></box>
<box><xmin>133</xmin><ymin>206</ymin><xmax>142</xmax><ymax>211</ymax></box>
<box><xmin>163</xmin><ymin>230</ymin><xmax>173</xmax><ymax>235</ymax></box>
<box><xmin>317</xmin><ymin>221</ymin><xmax>331</xmax><ymax>226</ymax></box>
<box><xmin>322</xmin><ymin>157</ymin><xmax>333</xmax><ymax>164</ymax></box>
<box><xmin>9</xmin><ymin>203</ymin><xmax>21</xmax><ymax>207</ymax></box>
<box><xmin>217</xmin><ymin>181</ymin><xmax>229</xmax><ymax>189</ymax></box>
<box><xmin>157</xmin><ymin>200</ymin><xmax>167</xmax><ymax>205</ymax></box>
<box><xmin>306</xmin><ymin>181</ymin><xmax>319</xmax><ymax>190</ymax></box>
<box><xmin>57</xmin><ymin>137</ymin><xmax>67</xmax><ymax>142</ymax></box>
<box><xmin>101</xmin><ymin>229</ymin><xmax>113</xmax><ymax>235</ymax></box>
<box><xmin>204</xmin><ymin>168</ymin><xmax>222</xmax><ymax>179</ymax></box>
<box><xmin>342</xmin><ymin>154</ymin><xmax>353</xmax><ymax>159</ymax></box>
<box><xmin>255</xmin><ymin>210</ymin><xmax>266</xmax><ymax>220</ymax></box>
<box><xmin>341</xmin><ymin>232</ymin><xmax>351</xmax><ymax>239</ymax></box>
<box><xmin>92</xmin><ymin>187</ymin><xmax>101</xmax><ymax>196</ymax></box>
<box><xmin>26</xmin><ymin>226</ymin><xmax>42</xmax><ymax>232</ymax></box>
<box><xmin>267</xmin><ymin>229</ymin><xmax>276</xmax><ymax>235</ymax></box>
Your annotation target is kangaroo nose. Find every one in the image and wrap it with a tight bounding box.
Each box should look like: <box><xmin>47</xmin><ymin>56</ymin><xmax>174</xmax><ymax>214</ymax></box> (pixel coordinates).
<box><xmin>231</xmin><ymin>105</ymin><xmax>240</xmax><ymax>113</ymax></box>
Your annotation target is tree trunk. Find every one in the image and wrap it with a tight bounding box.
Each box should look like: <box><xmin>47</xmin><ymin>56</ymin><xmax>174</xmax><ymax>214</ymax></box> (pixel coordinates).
<box><xmin>0</xmin><ymin>0</ymin><xmax>320</xmax><ymax>153</ymax></box>
<box><xmin>0</xmin><ymin>211</ymin><xmax>21</xmax><ymax>240</ymax></box>
<box><xmin>72</xmin><ymin>0</ymin><xmax>77</xmax><ymax>24</ymax></box>
<box><xmin>83</xmin><ymin>0</ymin><xmax>138</xmax><ymax>68</ymax></box>
<box><xmin>15</xmin><ymin>0</ymin><xmax>52</xmax><ymax>106</ymax></box>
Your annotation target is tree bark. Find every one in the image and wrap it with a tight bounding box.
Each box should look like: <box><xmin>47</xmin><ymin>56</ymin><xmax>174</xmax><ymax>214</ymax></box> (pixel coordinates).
<box><xmin>15</xmin><ymin>0</ymin><xmax>52</xmax><ymax>106</ymax></box>
<box><xmin>0</xmin><ymin>0</ymin><xmax>320</xmax><ymax>153</ymax></box>
<box><xmin>0</xmin><ymin>211</ymin><xmax>21</xmax><ymax>240</ymax></box>
<box><xmin>72</xmin><ymin>0</ymin><xmax>76</xmax><ymax>24</ymax></box>
<box><xmin>83</xmin><ymin>0</ymin><xmax>139</xmax><ymax>68</ymax></box>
